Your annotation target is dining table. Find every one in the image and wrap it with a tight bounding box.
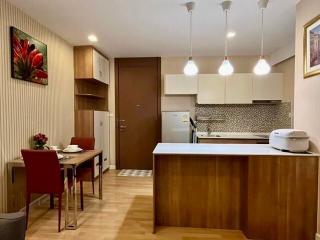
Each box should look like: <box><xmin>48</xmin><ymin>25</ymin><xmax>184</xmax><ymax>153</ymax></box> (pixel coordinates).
<box><xmin>8</xmin><ymin>149</ymin><xmax>103</xmax><ymax>230</ymax></box>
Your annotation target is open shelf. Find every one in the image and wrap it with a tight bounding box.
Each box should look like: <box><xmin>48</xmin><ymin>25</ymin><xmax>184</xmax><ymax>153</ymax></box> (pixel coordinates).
<box><xmin>75</xmin><ymin>93</ymin><xmax>105</xmax><ymax>99</ymax></box>
<box><xmin>75</xmin><ymin>78</ymin><xmax>108</xmax><ymax>111</ymax></box>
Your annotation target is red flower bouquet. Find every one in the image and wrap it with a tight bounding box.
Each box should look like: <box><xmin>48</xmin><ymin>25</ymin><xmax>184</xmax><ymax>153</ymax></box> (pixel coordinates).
<box><xmin>33</xmin><ymin>133</ymin><xmax>48</xmax><ymax>150</ymax></box>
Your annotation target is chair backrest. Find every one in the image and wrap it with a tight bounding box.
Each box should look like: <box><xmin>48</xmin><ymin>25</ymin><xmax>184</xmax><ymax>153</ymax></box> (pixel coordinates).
<box><xmin>21</xmin><ymin>150</ymin><xmax>63</xmax><ymax>194</ymax></box>
<box><xmin>70</xmin><ymin>137</ymin><xmax>95</xmax><ymax>150</ymax></box>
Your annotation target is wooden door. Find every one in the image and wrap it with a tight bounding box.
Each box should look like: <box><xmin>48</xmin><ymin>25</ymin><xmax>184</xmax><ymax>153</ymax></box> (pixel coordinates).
<box><xmin>115</xmin><ymin>58</ymin><xmax>161</xmax><ymax>170</ymax></box>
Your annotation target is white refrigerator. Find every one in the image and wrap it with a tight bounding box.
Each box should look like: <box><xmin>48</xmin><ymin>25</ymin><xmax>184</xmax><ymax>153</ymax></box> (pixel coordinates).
<box><xmin>94</xmin><ymin>111</ymin><xmax>110</xmax><ymax>177</ymax></box>
<box><xmin>162</xmin><ymin>111</ymin><xmax>191</xmax><ymax>143</ymax></box>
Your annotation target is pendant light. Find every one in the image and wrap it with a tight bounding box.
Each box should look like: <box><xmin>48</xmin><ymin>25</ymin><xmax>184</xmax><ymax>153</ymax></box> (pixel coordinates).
<box><xmin>184</xmin><ymin>2</ymin><xmax>198</xmax><ymax>76</ymax></box>
<box><xmin>254</xmin><ymin>0</ymin><xmax>271</xmax><ymax>75</ymax></box>
<box><xmin>219</xmin><ymin>0</ymin><xmax>234</xmax><ymax>76</ymax></box>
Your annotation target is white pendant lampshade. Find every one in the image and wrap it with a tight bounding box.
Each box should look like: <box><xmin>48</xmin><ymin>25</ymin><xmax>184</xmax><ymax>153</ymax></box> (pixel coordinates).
<box><xmin>184</xmin><ymin>58</ymin><xmax>199</xmax><ymax>76</ymax></box>
<box><xmin>184</xmin><ymin>2</ymin><xmax>198</xmax><ymax>76</ymax></box>
<box><xmin>254</xmin><ymin>0</ymin><xmax>271</xmax><ymax>75</ymax></box>
<box><xmin>219</xmin><ymin>1</ymin><xmax>234</xmax><ymax>76</ymax></box>
<box><xmin>219</xmin><ymin>58</ymin><xmax>234</xmax><ymax>76</ymax></box>
<box><xmin>254</xmin><ymin>58</ymin><xmax>271</xmax><ymax>75</ymax></box>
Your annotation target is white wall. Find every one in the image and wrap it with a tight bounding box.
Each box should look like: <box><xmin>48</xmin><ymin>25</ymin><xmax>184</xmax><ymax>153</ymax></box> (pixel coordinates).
<box><xmin>0</xmin><ymin>0</ymin><xmax>74</xmax><ymax>212</ymax></box>
<box><xmin>294</xmin><ymin>0</ymin><xmax>320</xmax><ymax>234</ymax></box>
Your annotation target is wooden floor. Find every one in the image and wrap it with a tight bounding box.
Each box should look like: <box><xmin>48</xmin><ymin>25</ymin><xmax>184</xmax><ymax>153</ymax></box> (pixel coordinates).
<box><xmin>26</xmin><ymin>170</ymin><xmax>246</xmax><ymax>240</ymax></box>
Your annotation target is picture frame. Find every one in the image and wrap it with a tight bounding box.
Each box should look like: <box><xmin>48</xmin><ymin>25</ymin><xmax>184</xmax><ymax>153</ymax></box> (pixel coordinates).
<box><xmin>10</xmin><ymin>27</ymin><xmax>48</xmax><ymax>85</ymax></box>
<box><xmin>304</xmin><ymin>15</ymin><xmax>320</xmax><ymax>78</ymax></box>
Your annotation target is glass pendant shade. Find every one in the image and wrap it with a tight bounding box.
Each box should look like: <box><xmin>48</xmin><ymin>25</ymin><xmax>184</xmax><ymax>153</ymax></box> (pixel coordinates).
<box><xmin>253</xmin><ymin>58</ymin><xmax>271</xmax><ymax>75</ymax></box>
<box><xmin>218</xmin><ymin>58</ymin><xmax>234</xmax><ymax>76</ymax></box>
<box><xmin>184</xmin><ymin>59</ymin><xmax>199</xmax><ymax>76</ymax></box>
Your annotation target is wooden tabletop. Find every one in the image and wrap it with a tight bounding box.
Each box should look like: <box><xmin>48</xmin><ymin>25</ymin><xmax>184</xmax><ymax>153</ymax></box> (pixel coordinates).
<box><xmin>8</xmin><ymin>149</ymin><xmax>102</xmax><ymax>168</ymax></box>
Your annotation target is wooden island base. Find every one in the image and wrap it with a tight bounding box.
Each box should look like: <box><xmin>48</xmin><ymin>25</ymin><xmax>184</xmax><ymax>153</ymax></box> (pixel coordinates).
<box><xmin>153</xmin><ymin>154</ymin><xmax>318</xmax><ymax>240</ymax></box>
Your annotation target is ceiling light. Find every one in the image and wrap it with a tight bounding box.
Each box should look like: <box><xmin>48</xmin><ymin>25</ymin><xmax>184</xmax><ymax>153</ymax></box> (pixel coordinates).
<box><xmin>254</xmin><ymin>58</ymin><xmax>271</xmax><ymax>75</ymax></box>
<box><xmin>183</xmin><ymin>2</ymin><xmax>198</xmax><ymax>76</ymax></box>
<box><xmin>88</xmin><ymin>34</ymin><xmax>98</xmax><ymax>42</ymax></box>
<box><xmin>184</xmin><ymin>58</ymin><xmax>199</xmax><ymax>76</ymax></box>
<box><xmin>254</xmin><ymin>0</ymin><xmax>271</xmax><ymax>75</ymax></box>
<box><xmin>227</xmin><ymin>31</ymin><xmax>236</xmax><ymax>38</ymax></box>
<box><xmin>219</xmin><ymin>58</ymin><xmax>234</xmax><ymax>76</ymax></box>
<box><xmin>218</xmin><ymin>0</ymin><xmax>234</xmax><ymax>76</ymax></box>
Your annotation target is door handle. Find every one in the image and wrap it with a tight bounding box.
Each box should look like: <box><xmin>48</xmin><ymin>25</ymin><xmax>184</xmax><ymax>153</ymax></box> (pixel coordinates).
<box><xmin>120</xmin><ymin>125</ymin><xmax>127</xmax><ymax>129</ymax></box>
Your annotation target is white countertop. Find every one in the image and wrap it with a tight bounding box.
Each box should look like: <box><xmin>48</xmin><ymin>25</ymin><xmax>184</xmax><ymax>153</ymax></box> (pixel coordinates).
<box><xmin>196</xmin><ymin>132</ymin><xmax>269</xmax><ymax>140</ymax></box>
<box><xmin>153</xmin><ymin>143</ymin><xmax>319</xmax><ymax>157</ymax></box>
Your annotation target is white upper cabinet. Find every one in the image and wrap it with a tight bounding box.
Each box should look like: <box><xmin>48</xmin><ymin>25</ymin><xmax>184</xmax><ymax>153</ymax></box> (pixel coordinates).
<box><xmin>164</xmin><ymin>74</ymin><xmax>198</xmax><ymax>95</ymax></box>
<box><xmin>93</xmin><ymin>49</ymin><xmax>110</xmax><ymax>84</ymax></box>
<box><xmin>225</xmin><ymin>74</ymin><xmax>253</xmax><ymax>104</ymax></box>
<box><xmin>252</xmin><ymin>73</ymin><xmax>283</xmax><ymax>101</ymax></box>
<box><xmin>197</xmin><ymin>74</ymin><xmax>225</xmax><ymax>104</ymax></box>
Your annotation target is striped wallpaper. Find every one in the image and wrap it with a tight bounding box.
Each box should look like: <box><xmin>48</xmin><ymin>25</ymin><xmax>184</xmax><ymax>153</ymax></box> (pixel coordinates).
<box><xmin>0</xmin><ymin>0</ymin><xmax>74</xmax><ymax>212</ymax></box>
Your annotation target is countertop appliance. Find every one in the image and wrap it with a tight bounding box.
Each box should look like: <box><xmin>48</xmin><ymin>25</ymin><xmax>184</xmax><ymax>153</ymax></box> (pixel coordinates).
<box><xmin>269</xmin><ymin>129</ymin><xmax>309</xmax><ymax>153</ymax></box>
<box><xmin>162</xmin><ymin>111</ymin><xmax>191</xmax><ymax>143</ymax></box>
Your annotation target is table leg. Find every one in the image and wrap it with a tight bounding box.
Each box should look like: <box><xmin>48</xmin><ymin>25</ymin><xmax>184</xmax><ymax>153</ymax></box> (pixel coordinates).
<box><xmin>64</xmin><ymin>166</ymin><xmax>69</xmax><ymax>229</ymax></box>
<box><xmin>99</xmin><ymin>152</ymin><xmax>103</xmax><ymax>200</ymax></box>
<box><xmin>72</xmin><ymin>166</ymin><xmax>77</xmax><ymax>229</ymax></box>
<box><xmin>64</xmin><ymin>165</ymin><xmax>77</xmax><ymax>230</ymax></box>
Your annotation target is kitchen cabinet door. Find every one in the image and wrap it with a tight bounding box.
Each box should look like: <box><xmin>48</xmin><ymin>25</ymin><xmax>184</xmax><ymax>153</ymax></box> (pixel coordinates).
<box><xmin>197</xmin><ymin>74</ymin><xmax>225</xmax><ymax>104</ymax></box>
<box><xmin>164</xmin><ymin>74</ymin><xmax>197</xmax><ymax>95</ymax></box>
<box><xmin>226</xmin><ymin>73</ymin><xmax>253</xmax><ymax>104</ymax></box>
<box><xmin>252</xmin><ymin>73</ymin><xmax>283</xmax><ymax>101</ymax></box>
<box><xmin>93</xmin><ymin>50</ymin><xmax>109</xmax><ymax>84</ymax></box>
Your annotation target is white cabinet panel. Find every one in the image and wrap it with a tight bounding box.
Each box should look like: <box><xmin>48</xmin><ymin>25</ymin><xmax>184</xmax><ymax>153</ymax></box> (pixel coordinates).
<box><xmin>197</xmin><ymin>74</ymin><xmax>225</xmax><ymax>104</ymax></box>
<box><xmin>226</xmin><ymin>74</ymin><xmax>253</xmax><ymax>104</ymax></box>
<box><xmin>94</xmin><ymin>111</ymin><xmax>110</xmax><ymax>177</ymax></box>
<box><xmin>93</xmin><ymin>49</ymin><xmax>109</xmax><ymax>84</ymax></box>
<box><xmin>252</xmin><ymin>73</ymin><xmax>283</xmax><ymax>101</ymax></box>
<box><xmin>164</xmin><ymin>74</ymin><xmax>197</xmax><ymax>95</ymax></box>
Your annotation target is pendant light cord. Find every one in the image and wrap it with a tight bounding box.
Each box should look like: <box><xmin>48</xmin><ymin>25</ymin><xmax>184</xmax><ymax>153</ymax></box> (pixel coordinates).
<box><xmin>189</xmin><ymin>10</ymin><xmax>193</xmax><ymax>59</ymax></box>
<box><xmin>260</xmin><ymin>8</ymin><xmax>264</xmax><ymax>58</ymax></box>
<box><xmin>225</xmin><ymin>10</ymin><xmax>228</xmax><ymax>58</ymax></box>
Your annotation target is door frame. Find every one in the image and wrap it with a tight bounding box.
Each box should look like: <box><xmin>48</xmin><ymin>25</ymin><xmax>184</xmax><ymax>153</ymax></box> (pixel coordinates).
<box><xmin>115</xmin><ymin>57</ymin><xmax>161</xmax><ymax>169</ymax></box>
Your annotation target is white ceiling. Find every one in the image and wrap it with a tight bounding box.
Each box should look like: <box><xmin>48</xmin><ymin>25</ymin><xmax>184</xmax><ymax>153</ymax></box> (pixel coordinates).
<box><xmin>8</xmin><ymin>0</ymin><xmax>296</xmax><ymax>58</ymax></box>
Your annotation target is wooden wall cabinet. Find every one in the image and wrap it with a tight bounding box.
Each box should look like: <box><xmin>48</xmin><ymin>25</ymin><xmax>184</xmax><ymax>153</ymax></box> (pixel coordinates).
<box><xmin>74</xmin><ymin>46</ymin><xmax>110</xmax><ymax>84</ymax></box>
<box><xmin>74</xmin><ymin>46</ymin><xmax>109</xmax><ymax>111</ymax></box>
<box><xmin>197</xmin><ymin>74</ymin><xmax>226</xmax><ymax>104</ymax></box>
<box><xmin>164</xmin><ymin>74</ymin><xmax>198</xmax><ymax>95</ymax></box>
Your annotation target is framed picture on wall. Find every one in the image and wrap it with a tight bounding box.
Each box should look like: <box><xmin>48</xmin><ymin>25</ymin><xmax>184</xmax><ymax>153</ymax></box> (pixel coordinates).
<box><xmin>10</xmin><ymin>27</ymin><xmax>48</xmax><ymax>85</ymax></box>
<box><xmin>304</xmin><ymin>15</ymin><xmax>320</xmax><ymax>78</ymax></box>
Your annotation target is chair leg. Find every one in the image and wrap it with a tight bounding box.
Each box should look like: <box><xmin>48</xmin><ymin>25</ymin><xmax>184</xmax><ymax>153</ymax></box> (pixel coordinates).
<box><xmin>80</xmin><ymin>181</ymin><xmax>84</xmax><ymax>211</ymax></box>
<box><xmin>50</xmin><ymin>193</ymin><xmax>54</xmax><ymax>209</ymax></box>
<box><xmin>25</xmin><ymin>192</ymin><xmax>31</xmax><ymax>230</ymax></box>
<box><xmin>58</xmin><ymin>193</ymin><xmax>62</xmax><ymax>232</ymax></box>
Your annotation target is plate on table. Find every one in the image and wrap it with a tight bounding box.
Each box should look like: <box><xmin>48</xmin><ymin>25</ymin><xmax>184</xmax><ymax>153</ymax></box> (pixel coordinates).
<box><xmin>57</xmin><ymin>154</ymin><xmax>64</xmax><ymax>160</ymax></box>
<box><xmin>62</xmin><ymin>147</ymin><xmax>83</xmax><ymax>153</ymax></box>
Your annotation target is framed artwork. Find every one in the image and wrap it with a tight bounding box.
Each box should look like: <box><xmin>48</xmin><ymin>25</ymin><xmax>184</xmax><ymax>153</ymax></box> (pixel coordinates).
<box><xmin>10</xmin><ymin>27</ymin><xmax>48</xmax><ymax>85</ymax></box>
<box><xmin>304</xmin><ymin>15</ymin><xmax>320</xmax><ymax>78</ymax></box>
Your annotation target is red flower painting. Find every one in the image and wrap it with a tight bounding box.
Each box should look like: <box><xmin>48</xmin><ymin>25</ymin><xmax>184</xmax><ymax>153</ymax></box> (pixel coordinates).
<box><xmin>10</xmin><ymin>27</ymin><xmax>48</xmax><ymax>85</ymax></box>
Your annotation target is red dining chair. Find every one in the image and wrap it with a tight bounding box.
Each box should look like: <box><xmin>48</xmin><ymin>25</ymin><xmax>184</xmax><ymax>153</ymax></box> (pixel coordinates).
<box><xmin>70</xmin><ymin>137</ymin><xmax>95</xmax><ymax>211</ymax></box>
<box><xmin>21</xmin><ymin>149</ymin><xmax>80</xmax><ymax>232</ymax></box>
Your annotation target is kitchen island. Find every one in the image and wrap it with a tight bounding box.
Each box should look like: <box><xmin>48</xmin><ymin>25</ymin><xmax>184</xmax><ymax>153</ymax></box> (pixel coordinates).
<box><xmin>153</xmin><ymin>143</ymin><xmax>319</xmax><ymax>240</ymax></box>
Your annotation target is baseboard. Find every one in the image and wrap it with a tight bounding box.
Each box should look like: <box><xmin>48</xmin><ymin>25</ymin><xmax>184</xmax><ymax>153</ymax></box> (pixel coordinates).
<box><xmin>316</xmin><ymin>233</ymin><xmax>320</xmax><ymax>240</ymax></box>
<box><xmin>109</xmin><ymin>165</ymin><xmax>116</xmax><ymax>170</ymax></box>
<box><xmin>19</xmin><ymin>194</ymin><xmax>48</xmax><ymax>212</ymax></box>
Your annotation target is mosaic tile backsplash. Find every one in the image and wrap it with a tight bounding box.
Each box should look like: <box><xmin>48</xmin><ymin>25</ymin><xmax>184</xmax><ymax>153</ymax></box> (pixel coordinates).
<box><xmin>195</xmin><ymin>102</ymin><xmax>292</xmax><ymax>133</ymax></box>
